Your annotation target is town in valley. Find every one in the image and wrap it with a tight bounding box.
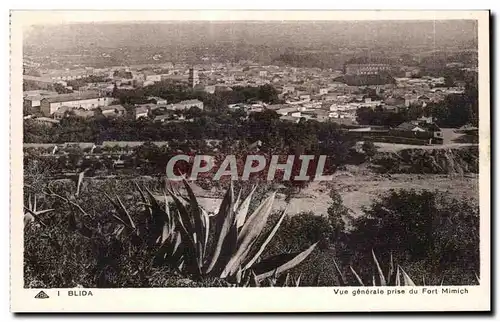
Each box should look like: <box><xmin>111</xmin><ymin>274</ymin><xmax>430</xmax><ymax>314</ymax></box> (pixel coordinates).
<box><xmin>22</xmin><ymin>20</ymin><xmax>481</xmax><ymax>289</ymax></box>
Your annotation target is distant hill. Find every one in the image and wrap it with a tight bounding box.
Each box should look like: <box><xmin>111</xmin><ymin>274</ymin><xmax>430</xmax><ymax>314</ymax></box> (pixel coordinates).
<box><xmin>24</xmin><ymin>20</ymin><xmax>478</xmax><ymax>51</ymax></box>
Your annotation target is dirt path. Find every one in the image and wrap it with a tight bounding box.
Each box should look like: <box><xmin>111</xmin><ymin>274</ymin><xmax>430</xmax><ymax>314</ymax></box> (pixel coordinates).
<box><xmin>172</xmin><ymin>172</ymin><xmax>479</xmax><ymax>218</ymax></box>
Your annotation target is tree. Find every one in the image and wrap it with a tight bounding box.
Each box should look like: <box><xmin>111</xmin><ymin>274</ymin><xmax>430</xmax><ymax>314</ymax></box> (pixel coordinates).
<box><xmin>346</xmin><ymin>190</ymin><xmax>479</xmax><ymax>285</ymax></box>
<box><xmin>184</xmin><ymin>106</ymin><xmax>203</xmax><ymax>119</ymax></box>
<box><xmin>258</xmin><ymin>84</ymin><xmax>280</xmax><ymax>104</ymax></box>
<box><xmin>112</xmin><ymin>83</ymin><xmax>118</xmax><ymax>97</ymax></box>
<box><xmin>361</xmin><ymin>140</ymin><xmax>378</xmax><ymax>162</ymax></box>
<box><xmin>356</xmin><ymin>106</ymin><xmax>410</xmax><ymax>127</ymax></box>
<box><xmin>53</xmin><ymin>83</ymin><xmax>73</xmax><ymax>94</ymax></box>
<box><xmin>429</xmin><ymin>82</ymin><xmax>478</xmax><ymax>128</ymax></box>
<box><xmin>326</xmin><ymin>189</ymin><xmax>350</xmax><ymax>241</ymax></box>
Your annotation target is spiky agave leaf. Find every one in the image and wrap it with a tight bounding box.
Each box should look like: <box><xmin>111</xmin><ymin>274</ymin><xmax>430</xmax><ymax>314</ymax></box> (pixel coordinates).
<box><xmin>113</xmin><ymin>225</ymin><xmax>125</xmax><ymax>238</ymax></box>
<box><xmin>160</xmin><ymin>221</ymin><xmax>170</xmax><ymax>244</ymax></box>
<box><xmin>233</xmin><ymin>188</ymin><xmax>242</xmax><ymax>213</ymax></box>
<box><xmin>143</xmin><ymin>185</ymin><xmax>171</xmax><ymax>231</ymax></box>
<box><xmin>182</xmin><ymin>179</ymin><xmax>206</xmax><ymax>268</ymax></box>
<box><xmin>253</xmin><ymin>242</ymin><xmax>318</xmax><ymax>282</ymax></box>
<box><xmin>349</xmin><ymin>266</ymin><xmax>365</xmax><ymax>286</ymax></box>
<box><xmin>276</xmin><ymin>272</ymin><xmax>290</xmax><ymax>287</ymax></box>
<box><xmin>116</xmin><ymin>195</ymin><xmax>136</xmax><ymax>229</ymax></box>
<box><xmin>154</xmin><ymin>230</ymin><xmax>184</xmax><ymax>267</ymax></box>
<box><xmin>234</xmin><ymin>185</ymin><xmax>257</xmax><ymax>229</ymax></box>
<box><xmin>235</xmin><ymin>266</ymin><xmax>243</xmax><ymax>285</ymax></box>
<box><xmin>333</xmin><ymin>257</ymin><xmax>347</xmax><ymax>286</ymax></box>
<box><xmin>239</xmin><ymin>269</ymin><xmax>252</xmax><ymax>287</ymax></box>
<box><xmin>27</xmin><ymin>194</ymin><xmax>33</xmax><ymax>211</ymax></box>
<box><xmin>23</xmin><ymin>206</ymin><xmax>48</xmax><ymax>227</ymax></box>
<box><xmin>250</xmin><ymin>270</ymin><xmax>260</xmax><ymax>287</ymax></box>
<box><xmin>166</xmin><ymin>190</ymin><xmax>200</xmax><ymax>274</ymax></box>
<box><xmin>387</xmin><ymin>252</ymin><xmax>394</xmax><ymax>285</ymax></box>
<box><xmin>205</xmin><ymin>182</ymin><xmax>235</xmax><ymax>274</ymax></box>
<box><xmin>134</xmin><ymin>182</ymin><xmax>152</xmax><ymax>217</ymax></box>
<box><xmin>199</xmin><ymin>208</ymin><xmax>210</xmax><ymax>259</ymax></box>
<box><xmin>134</xmin><ymin>181</ymin><xmax>149</xmax><ymax>206</ymax></box>
<box><xmin>220</xmin><ymin>192</ymin><xmax>276</xmax><ymax>278</ymax></box>
<box><xmin>395</xmin><ymin>266</ymin><xmax>401</xmax><ymax>286</ymax></box>
<box><xmin>372</xmin><ymin>250</ymin><xmax>387</xmax><ymax>286</ymax></box>
<box><xmin>166</xmin><ymin>188</ymin><xmax>196</xmax><ymax>242</ymax></box>
<box><xmin>163</xmin><ymin>191</ymin><xmax>175</xmax><ymax>236</ymax></box>
<box><xmin>265</xmin><ymin>269</ymin><xmax>279</xmax><ymax>287</ymax></box>
<box><xmin>241</xmin><ymin>210</ymin><xmax>287</xmax><ymax>272</ymax></box>
<box><xmin>295</xmin><ymin>274</ymin><xmax>302</xmax><ymax>287</ymax></box>
<box><xmin>399</xmin><ymin>266</ymin><xmax>416</xmax><ymax>286</ymax></box>
<box><xmin>103</xmin><ymin>192</ymin><xmax>136</xmax><ymax>230</ymax></box>
<box><xmin>75</xmin><ymin>170</ymin><xmax>85</xmax><ymax>196</ymax></box>
<box><xmin>25</xmin><ymin>195</ymin><xmax>53</xmax><ymax>216</ymax></box>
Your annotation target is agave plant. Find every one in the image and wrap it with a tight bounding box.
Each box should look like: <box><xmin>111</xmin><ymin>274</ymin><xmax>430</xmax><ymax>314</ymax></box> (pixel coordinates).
<box><xmin>106</xmin><ymin>179</ymin><xmax>318</xmax><ymax>286</ymax></box>
<box><xmin>258</xmin><ymin>272</ymin><xmax>304</xmax><ymax>287</ymax></box>
<box><xmin>332</xmin><ymin>250</ymin><xmax>416</xmax><ymax>286</ymax></box>
<box><xmin>23</xmin><ymin>194</ymin><xmax>53</xmax><ymax>227</ymax></box>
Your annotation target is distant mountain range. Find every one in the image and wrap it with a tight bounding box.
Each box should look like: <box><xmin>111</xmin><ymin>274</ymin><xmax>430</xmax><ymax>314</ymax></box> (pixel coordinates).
<box><xmin>24</xmin><ymin>20</ymin><xmax>478</xmax><ymax>51</ymax></box>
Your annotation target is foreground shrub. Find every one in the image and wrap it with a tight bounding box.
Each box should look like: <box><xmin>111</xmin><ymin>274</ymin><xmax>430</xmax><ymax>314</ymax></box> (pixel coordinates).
<box><xmin>344</xmin><ymin>189</ymin><xmax>479</xmax><ymax>285</ymax></box>
<box><xmin>24</xmin><ymin>179</ymin><xmax>318</xmax><ymax>287</ymax></box>
<box><xmin>23</xmin><ymin>171</ymin><xmax>479</xmax><ymax>287</ymax></box>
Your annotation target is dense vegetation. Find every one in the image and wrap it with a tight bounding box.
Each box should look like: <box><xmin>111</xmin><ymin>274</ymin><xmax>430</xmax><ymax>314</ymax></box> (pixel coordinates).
<box><xmin>24</xmin><ymin>169</ymin><xmax>480</xmax><ymax>287</ymax></box>
<box><xmin>24</xmin><ymin>109</ymin><xmax>356</xmax><ymax>160</ymax></box>
<box><xmin>23</xmin><ymin>132</ymin><xmax>357</xmax><ymax>193</ymax></box>
<box><xmin>343</xmin><ymin>189</ymin><xmax>479</xmax><ymax>285</ymax></box>
<box><xmin>355</xmin><ymin>82</ymin><xmax>478</xmax><ymax>128</ymax></box>
<box><xmin>371</xmin><ymin>146</ymin><xmax>479</xmax><ymax>174</ymax></box>
<box><xmin>428</xmin><ymin>83</ymin><xmax>479</xmax><ymax>128</ymax></box>
<box><xmin>112</xmin><ymin>82</ymin><xmax>282</xmax><ymax>108</ymax></box>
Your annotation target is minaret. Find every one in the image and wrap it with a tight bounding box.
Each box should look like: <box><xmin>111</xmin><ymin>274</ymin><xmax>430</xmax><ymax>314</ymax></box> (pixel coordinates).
<box><xmin>188</xmin><ymin>67</ymin><xmax>199</xmax><ymax>88</ymax></box>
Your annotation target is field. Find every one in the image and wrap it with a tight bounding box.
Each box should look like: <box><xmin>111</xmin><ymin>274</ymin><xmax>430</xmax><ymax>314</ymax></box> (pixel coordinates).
<box><xmin>370</xmin><ymin>128</ymin><xmax>477</xmax><ymax>152</ymax></box>
<box><xmin>153</xmin><ymin>170</ymin><xmax>479</xmax><ymax>218</ymax></box>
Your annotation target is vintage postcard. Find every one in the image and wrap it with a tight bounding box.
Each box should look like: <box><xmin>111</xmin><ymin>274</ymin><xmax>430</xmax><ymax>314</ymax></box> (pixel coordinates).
<box><xmin>10</xmin><ymin>10</ymin><xmax>490</xmax><ymax>312</ymax></box>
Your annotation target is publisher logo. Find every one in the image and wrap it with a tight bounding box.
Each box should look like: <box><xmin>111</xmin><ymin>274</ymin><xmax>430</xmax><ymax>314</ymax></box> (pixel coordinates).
<box><xmin>34</xmin><ymin>291</ymin><xmax>49</xmax><ymax>299</ymax></box>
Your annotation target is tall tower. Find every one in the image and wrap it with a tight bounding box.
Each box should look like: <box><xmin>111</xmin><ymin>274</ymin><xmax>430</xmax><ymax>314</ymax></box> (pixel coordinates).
<box><xmin>188</xmin><ymin>68</ymin><xmax>199</xmax><ymax>88</ymax></box>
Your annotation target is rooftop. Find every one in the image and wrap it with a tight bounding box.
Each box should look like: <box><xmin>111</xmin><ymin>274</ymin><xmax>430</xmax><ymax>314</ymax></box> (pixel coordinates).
<box><xmin>176</xmin><ymin>99</ymin><xmax>203</xmax><ymax>105</ymax></box>
<box><xmin>34</xmin><ymin>117</ymin><xmax>60</xmax><ymax>124</ymax></box>
<box><xmin>100</xmin><ymin>104</ymin><xmax>126</xmax><ymax>112</ymax></box>
<box><xmin>23</xmin><ymin>75</ymin><xmax>53</xmax><ymax>83</ymax></box>
<box><xmin>41</xmin><ymin>91</ymin><xmax>105</xmax><ymax>104</ymax></box>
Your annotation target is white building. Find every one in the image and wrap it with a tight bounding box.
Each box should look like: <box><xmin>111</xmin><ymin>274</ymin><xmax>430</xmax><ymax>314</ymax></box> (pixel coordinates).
<box><xmin>40</xmin><ymin>92</ymin><xmax>113</xmax><ymax>116</ymax></box>
<box><xmin>145</xmin><ymin>74</ymin><xmax>162</xmax><ymax>83</ymax></box>
<box><xmin>167</xmin><ymin>99</ymin><xmax>204</xmax><ymax>111</ymax></box>
<box><xmin>299</xmin><ymin>94</ymin><xmax>311</xmax><ymax>101</ymax></box>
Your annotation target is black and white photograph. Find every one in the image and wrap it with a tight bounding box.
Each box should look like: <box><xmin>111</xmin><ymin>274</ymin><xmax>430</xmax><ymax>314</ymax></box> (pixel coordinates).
<box><xmin>10</xmin><ymin>10</ymin><xmax>490</xmax><ymax>312</ymax></box>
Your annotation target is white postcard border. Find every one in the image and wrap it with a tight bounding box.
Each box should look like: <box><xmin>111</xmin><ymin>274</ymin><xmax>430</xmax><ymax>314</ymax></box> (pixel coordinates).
<box><xmin>10</xmin><ymin>9</ymin><xmax>491</xmax><ymax>312</ymax></box>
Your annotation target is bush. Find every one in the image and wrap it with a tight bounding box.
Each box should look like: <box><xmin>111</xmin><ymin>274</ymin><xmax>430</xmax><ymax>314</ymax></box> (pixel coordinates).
<box><xmin>361</xmin><ymin>140</ymin><xmax>378</xmax><ymax>161</ymax></box>
<box><xmin>24</xmin><ymin>179</ymin><xmax>320</xmax><ymax>287</ymax></box>
<box><xmin>23</xmin><ymin>170</ymin><xmax>479</xmax><ymax>287</ymax></box>
<box><xmin>344</xmin><ymin>189</ymin><xmax>479</xmax><ymax>285</ymax></box>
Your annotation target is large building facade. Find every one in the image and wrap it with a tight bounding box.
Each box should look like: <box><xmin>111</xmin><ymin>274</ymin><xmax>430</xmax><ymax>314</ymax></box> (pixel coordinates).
<box><xmin>167</xmin><ymin>99</ymin><xmax>204</xmax><ymax>111</ymax></box>
<box><xmin>344</xmin><ymin>63</ymin><xmax>392</xmax><ymax>76</ymax></box>
<box><xmin>40</xmin><ymin>92</ymin><xmax>113</xmax><ymax>116</ymax></box>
